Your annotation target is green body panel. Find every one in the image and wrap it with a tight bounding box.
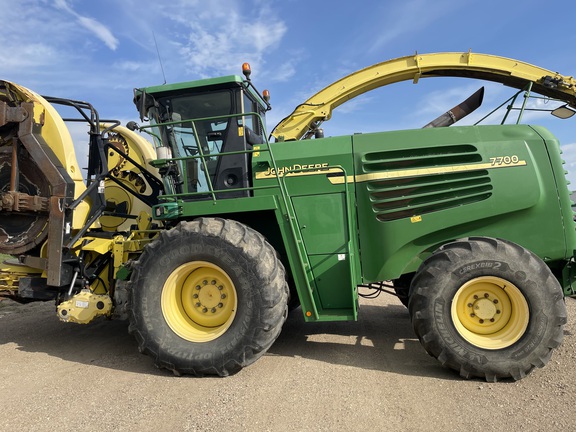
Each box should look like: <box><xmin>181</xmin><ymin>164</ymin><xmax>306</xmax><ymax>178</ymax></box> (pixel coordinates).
<box><xmin>259</xmin><ymin>123</ymin><xmax>576</xmax><ymax>315</ymax></box>
<box><xmin>309</xmin><ymin>254</ymin><xmax>355</xmax><ymax>317</ymax></box>
<box><xmin>158</xmin><ymin>195</ymin><xmax>279</xmax><ymax>218</ymax></box>
<box><xmin>534</xmin><ymin>125</ymin><xmax>576</xmax><ymax>252</ymax></box>
<box><xmin>352</xmin><ymin>125</ymin><xmax>575</xmax><ymax>282</ymax></box>
<box><xmin>253</xmin><ymin>136</ymin><xmax>360</xmax><ymax>320</ymax></box>
<box><xmin>138</xmin><ymin>75</ymin><xmax>266</xmax><ymax>114</ymax></box>
<box><xmin>142</xmin><ymin>75</ymin><xmax>243</xmax><ymax>94</ymax></box>
<box><xmin>291</xmin><ymin>194</ymin><xmax>348</xmax><ymax>255</ymax></box>
<box><xmin>293</xmin><ymin>193</ymin><xmax>355</xmax><ymax>319</ymax></box>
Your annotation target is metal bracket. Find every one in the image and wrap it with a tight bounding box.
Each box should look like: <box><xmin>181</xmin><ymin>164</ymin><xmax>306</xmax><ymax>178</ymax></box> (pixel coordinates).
<box><xmin>0</xmin><ymin>191</ymin><xmax>49</xmax><ymax>212</ymax></box>
<box><xmin>0</xmin><ymin>101</ymin><xmax>28</xmax><ymax>127</ymax></box>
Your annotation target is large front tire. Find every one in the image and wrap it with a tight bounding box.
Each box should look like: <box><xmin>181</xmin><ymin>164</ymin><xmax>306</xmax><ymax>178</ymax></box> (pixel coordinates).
<box><xmin>126</xmin><ymin>218</ymin><xmax>289</xmax><ymax>376</ymax></box>
<box><xmin>409</xmin><ymin>237</ymin><xmax>566</xmax><ymax>382</ymax></box>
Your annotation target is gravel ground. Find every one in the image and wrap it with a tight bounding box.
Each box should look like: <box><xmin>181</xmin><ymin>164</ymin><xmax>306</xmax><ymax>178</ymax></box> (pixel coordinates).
<box><xmin>1</xmin><ymin>294</ymin><xmax>575</xmax><ymax>432</ymax></box>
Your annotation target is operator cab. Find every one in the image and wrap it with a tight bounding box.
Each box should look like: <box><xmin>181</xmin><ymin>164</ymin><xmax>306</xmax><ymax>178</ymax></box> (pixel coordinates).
<box><xmin>135</xmin><ymin>68</ymin><xmax>269</xmax><ymax>200</ymax></box>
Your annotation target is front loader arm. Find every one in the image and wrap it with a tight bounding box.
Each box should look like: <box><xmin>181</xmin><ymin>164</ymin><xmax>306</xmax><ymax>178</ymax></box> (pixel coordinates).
<box><xmin>271</xmin><ymin>51</ymin><xmax>576</xmax><ymax>141</ymax></box>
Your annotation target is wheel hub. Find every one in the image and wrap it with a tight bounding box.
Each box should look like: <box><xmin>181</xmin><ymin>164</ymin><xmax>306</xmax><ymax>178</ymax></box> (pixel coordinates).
<box><xmin>469</xmin><ymin>296</ymin><xmax>500</xmax><ymax>322</ymax></box>
<box><xmin>186</xmin><ymin>277</ymin><xmax>229</xmax><ymax>320</ymax></box>
<box><xmin>451</xmin><ymin>276</ymin><xmax>529</xmax><ymax>349</ymax></box>
<box><xmin>161</xmin><ymin>261</ymin><xmax>237</xmax><ymax>342</ymax></box>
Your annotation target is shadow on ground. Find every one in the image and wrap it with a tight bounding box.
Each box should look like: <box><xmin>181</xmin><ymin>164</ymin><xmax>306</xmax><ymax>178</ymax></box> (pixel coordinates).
<box><xmin>0</xmin><ymin>297</ymin><xmax>455</xmax><ymax>379</ymax></box>
<box><xmin>268</xmin><ymin>301</ymin><xmax>456</xmax><ymax>380</ymax></box>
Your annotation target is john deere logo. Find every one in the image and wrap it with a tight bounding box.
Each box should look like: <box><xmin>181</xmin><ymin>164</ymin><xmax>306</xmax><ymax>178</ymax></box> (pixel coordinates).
<box><xmin>255</xmin><ymin>163</ymin><xmax>336</xmax><ymax>179</ymax></box>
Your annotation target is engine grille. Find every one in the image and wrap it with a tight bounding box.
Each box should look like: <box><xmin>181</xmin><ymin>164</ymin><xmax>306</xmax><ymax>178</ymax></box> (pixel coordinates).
<box><xmin>362</xmin><ymin>144</ymin><xmax>493</xmax><ymax>222</ymax></box>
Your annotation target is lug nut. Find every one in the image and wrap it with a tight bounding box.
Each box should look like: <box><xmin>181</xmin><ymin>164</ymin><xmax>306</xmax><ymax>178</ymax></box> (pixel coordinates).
<box><xmin>221</xmin><ymin>294</ymin><xmax>226</xmax><ymax>299</ymax></box>
<box><xmin>496</xmin><ymin>310</ymin><xmax>501</xmax><ymax>314</ymax></box>
<box><xmin>218</xmin><ymin>303</ymin><xmax>223</xmax><ymax>308</ymax></box>
<box><xmin>484</xmin><ymin>293</ymin><xmax>489</xmax><ymax>298</ymax></box>
<box><xmin>467</xmin><ymin>303</ymin><xmax>473</xmax><ymax>308</ymax></box>
<box><xmin>493</xmin><ymin>299</ymin><xmax>499</xmax><ymax>304</ymax></box>
<box><xmin>202</xmin><ymin>280</ymin><xmax>208</xmax><ymax>285</ymax></box>
<box><xmin>479</xmin><ymin>319</ymin><xmax>484</xmax><ymax>324</ymax></box>
<box><xmin>202</xmin><ymin>307</ymin><xmax>208</xmax><ymax>313</ymax></box>
<box><xmin>218</xmin><ymin>285</ymin><xmax>224</xmax><ymax>291</ymax></box>
<box><xmin>473</xmin><ymin>295</ymin><xmax>478</xmax><ymax>299</ymax></box>
<box><xmin>193</xmin><ymin>294</ymin><xmax>198</xmax><ymax>299</ymax></box>
<box><xmin>211</xmin><ymin>308</ymin><xmax>216</xmax><ymax>313</ymax></box>
<box><xmin>490</xmin><ymin>318</ymin><xmax>495</xmax><ymax>322</ymax></box>
<box><xmin>195</xmin><ymin>302</ymin><xmax>201</xmax><ymax>307</ymax></box>
<box><xmin>195</xmin><ymin>285</ymin><xmax>201</xmax><ymax>290</ymax></box>
<box><xmin>211</xmin><ymin>280</ymin><xmax>216</xmax><ymax>285</ymax></box>
<box><xmin>470</xmin><ymin>313</ymin><xmax>475</xmax><ymax>318</ymax></box>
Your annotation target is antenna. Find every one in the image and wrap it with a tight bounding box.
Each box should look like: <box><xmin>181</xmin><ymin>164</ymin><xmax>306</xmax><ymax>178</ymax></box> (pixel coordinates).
<box><xmin>152</xmin><ymin>32</ymin><xmax>167</xmax><ymax>84</ymax></box>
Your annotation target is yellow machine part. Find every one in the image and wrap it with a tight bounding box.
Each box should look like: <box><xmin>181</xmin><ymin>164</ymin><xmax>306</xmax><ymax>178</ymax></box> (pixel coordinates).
<box><xmin>1</xmin><ymin>81</ymin><xmax>90</xmax><ymax>229</ymax></box>
<box><xmin>57</xmin><ymin>289</ymin><xmax>113</xmax><ymax>324</ymax></box>
<box><xmin>0</xmin><ymin>80</ymin><xmax>160</xmax><ymax>292</ymax></box>
<box><xmin>271</xmin><ymin>51</ymin><xmax>576</xmax><ymax>141</ymax></box>
<box><xmin>0</xmin><ymin>82</ymin><xmax>160</xmax><ymax>236</ymax></box>
<box><xmin>99</xmin><ymin>124</ymin><xmax>160</xmax><ymax>232</ymax></box>
<box><xmin>0</xmin><ymin>260</ymin><xmax>42</xmax><ymax>291</ymax></box>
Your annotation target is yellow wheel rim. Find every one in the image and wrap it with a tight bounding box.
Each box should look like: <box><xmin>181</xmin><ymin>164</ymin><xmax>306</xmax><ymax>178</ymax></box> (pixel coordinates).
<box><xmin>450</xmin><ymin>276</ymin><xmax>529</xmax><ymax>350</ymax></box>
<box><xmin>161</xmin><ymin>261</ymin><xmax>237</xmax><ymax>342</ymax></box>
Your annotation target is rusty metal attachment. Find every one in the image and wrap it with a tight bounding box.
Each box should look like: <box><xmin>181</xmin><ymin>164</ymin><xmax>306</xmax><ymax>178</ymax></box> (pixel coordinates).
<box><xmin>0</xmin><ymin>95</ymin><xmax>61</xmax><ymax>258</ymax></box>
<box><xmin>0</xmin><ymin>139</ymin><xmax>51</xmax><ymax>255</ymax></box>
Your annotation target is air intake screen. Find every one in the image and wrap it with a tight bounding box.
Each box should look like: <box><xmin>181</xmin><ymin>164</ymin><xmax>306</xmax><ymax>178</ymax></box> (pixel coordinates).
<box><xmin>362</xmin><ymin>145</ymin><xmax>493</xmax><ymax>221</ymax></box>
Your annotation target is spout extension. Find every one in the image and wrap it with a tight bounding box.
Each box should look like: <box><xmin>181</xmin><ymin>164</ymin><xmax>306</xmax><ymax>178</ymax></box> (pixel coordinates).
<box><xmin>423</xmin><ymin>87</ymin><xmax>484</xmax><ymax>128</ymax></box>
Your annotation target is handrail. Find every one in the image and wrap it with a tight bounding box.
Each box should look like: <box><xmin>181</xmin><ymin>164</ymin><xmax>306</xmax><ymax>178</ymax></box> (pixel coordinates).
<box><xmin>144</xmin><ymin>110</ymin><xmax>269</xmax><ymax>202</ymax></box>
<box><xmin>473</xmin><ymin>82</ymin><xmax>569</xmax><ymax>126</ymax></box>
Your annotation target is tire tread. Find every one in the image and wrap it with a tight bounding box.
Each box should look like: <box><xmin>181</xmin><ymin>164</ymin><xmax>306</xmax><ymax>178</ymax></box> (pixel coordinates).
<box><xmin>409</xmin><ymin>237</ymin><xmax>566</xmax><ymax>382</ymax></box>
<box><xmin>127</xmin><ymin>218</ymin><xmax>289</xmax><ymax>376</ymax></box>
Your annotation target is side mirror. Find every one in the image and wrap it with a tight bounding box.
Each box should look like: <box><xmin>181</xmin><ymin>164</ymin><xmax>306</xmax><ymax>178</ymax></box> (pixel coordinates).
<box><xmin>126</xmin><ymin>121</ymin><xmax>140</xmax><ymax>131</ymax></box>
<box><xmin>133</xmin><ymin>89</ymin><xmax>157</xmax><ymax>121</ymax></box>
<box><xmin>551</xmin><ymin>104</ymin><xmax>576</xmax><ymax>119</ymax></box>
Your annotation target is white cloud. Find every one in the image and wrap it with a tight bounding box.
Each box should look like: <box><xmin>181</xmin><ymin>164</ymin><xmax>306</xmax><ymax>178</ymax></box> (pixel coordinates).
<box><xmin>369</xmin><ymin>0</ymin><xmax>462</xmax><ymax>53</ymax></box>
<box><xmin>265</xmin><ymin>62</ymin><xmax>296</xmax><ymax>83</ymax></box>
<box><xmin>112</xmin><ymin>60</ymin><xmax>158</xmax><ymax>74</ymax></box>
<box><xmin>337</xmin><ymin>95</ymin><xmax>375</xmax><ymax>114</ymax></box>
<box><xmin>0</xmin><ymin>0</ymin><xmax>295</xmax><ymax>132</ymax></box>
<box><xmin>0</xmin><ymin>43</ymin><xmax>60</xmax><ymax>69</ymax></box>
<box><xmin>167</xmin><ymin>1</ymin><xmax>287</xmax><ymax>78</ymax></box>
<box><xmin>54</xmin><ymin>0</ymin><xmax>119</xmax><ymax>50</ymax></box>
<box><xmin>76</xmin><ymin>16</ymin><xmax>119</xmax><ymax>50</ymax></box>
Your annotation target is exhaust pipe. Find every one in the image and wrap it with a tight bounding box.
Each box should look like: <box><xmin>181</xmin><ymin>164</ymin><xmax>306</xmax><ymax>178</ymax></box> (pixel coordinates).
<box><xmin>423</xmin><ymin>86</ymin><xmax>484</xmax><ymax>128</ymax></box>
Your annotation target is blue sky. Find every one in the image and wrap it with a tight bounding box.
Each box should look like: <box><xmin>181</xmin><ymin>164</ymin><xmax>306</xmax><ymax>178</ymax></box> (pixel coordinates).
<box><xmin>3</xmin><ymin>0</ymin><xmax>576</xmax><ymax>186</ymax></box>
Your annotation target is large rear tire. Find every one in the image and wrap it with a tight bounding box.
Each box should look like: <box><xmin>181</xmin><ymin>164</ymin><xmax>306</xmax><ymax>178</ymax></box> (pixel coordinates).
<box><xmin>409</xmin><ymin>237</ymin><xmax>566</xmax><ymax>382</ymax></box>
<box><xmin>126</xmin><ymin>218</ymin><xmax>289</xmax><ymax>376</ymax></box>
